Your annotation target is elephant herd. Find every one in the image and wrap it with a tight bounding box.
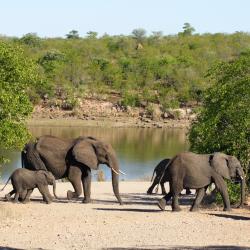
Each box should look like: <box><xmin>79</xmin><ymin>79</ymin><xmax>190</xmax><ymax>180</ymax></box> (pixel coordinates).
<box><xmin>1</xmin><ymin>135</ymin><xmax>246</xmax><ymax>212</ymax></box>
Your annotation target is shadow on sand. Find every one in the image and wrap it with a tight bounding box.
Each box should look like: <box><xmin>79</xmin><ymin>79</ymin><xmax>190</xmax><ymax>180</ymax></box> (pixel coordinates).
<box><xmin>105</xmin><ymin>245</ymin><xmax>250</xmax><ymax>250</ymax></box>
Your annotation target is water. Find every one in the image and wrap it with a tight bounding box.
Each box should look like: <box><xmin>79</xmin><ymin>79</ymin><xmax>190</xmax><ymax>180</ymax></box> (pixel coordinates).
<box><xmin>0</xmin><ymin>126</ymin><xmax>189</xmax><ymax>183</ymax></box>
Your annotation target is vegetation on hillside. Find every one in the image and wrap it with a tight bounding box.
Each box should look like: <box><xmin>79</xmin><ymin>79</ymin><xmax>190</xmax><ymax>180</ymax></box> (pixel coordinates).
<box><xmin>1</xmin><ymin>24</ymin><xmax>249</xmax><ymax>111</ymax></box>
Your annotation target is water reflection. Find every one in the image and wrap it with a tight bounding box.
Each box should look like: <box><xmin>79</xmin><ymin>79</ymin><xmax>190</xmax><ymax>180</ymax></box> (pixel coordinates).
<box><xmin>0</xmin><ymin>126</ymin><xmax>189</xmax><ymax>182</ymax></box>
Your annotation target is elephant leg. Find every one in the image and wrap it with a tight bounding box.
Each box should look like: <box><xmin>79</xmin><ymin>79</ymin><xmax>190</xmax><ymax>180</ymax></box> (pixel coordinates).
<box><xmin>5</xmin><ymin>190</ymin><xmax>15</xmax><ymax>201</ymax></box>
<box><xmin>157</xmin><ymin>191</ymin><xmax>172</xmax><ymax>211</ymax></box>
<box><xmin>190</xmin><ymin>188</ymin><xmax>205</xmax><ymax>212</ymax></box>
<box><xmin>186</xmin><ymin>188</ymin><xmax>192</xmax><ymax>195</ymax></box>
<box><xmin>147</xmin><ymin>179</ymin><xmax>158</xmax><ymax>194</ymax></box>
<box><xmin>19</xmin><ymin>190</ymin><xmax>27</xmax><ymax>201</ymax></box>
<box><xmin>67</xmin><ymin>166</ymin><xmax>82</xmax><ymax>200</ymax></box>
<box><xmin>82</xmin><ymin>168</ymin><xmax>91</xmax><ymax>203</ymax></box>
<box><xmin>171</xmin><ymin>179</ymin><xmax>182</xmax><ymax>212</ymax></box>
<box><xmin>13</xmin><ymin>192</ymin><xmax>20</xmax><ymax>203</ymax></box>
<box><xmin>22</xmin><ymin>189</ymin><xmax>33</xmax><ymax>204</ymax></box>
<box><xmin>213</xmin><ymin>176</ymin><xmax>231</xmax><ymax>211</ymax></box>
<box><xmin>37</xmin><ymin>185</ymin><xmax>52</xmax><ymax>204</ymax></box>
<box><xmin>161</xmin><ymin>182</ymin><xmax>167</xmax><ymax>195</ymax></box>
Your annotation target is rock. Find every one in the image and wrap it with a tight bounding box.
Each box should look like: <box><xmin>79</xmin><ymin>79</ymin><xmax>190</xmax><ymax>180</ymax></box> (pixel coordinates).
<box><xmin>151</xmin><ymin>104</ymin><xmax>162</xmax><ymax>121</ymax></box>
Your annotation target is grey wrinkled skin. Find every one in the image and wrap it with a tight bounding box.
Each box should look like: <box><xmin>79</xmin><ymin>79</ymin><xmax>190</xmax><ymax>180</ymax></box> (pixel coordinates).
<box><xmin>147</xmin><ymin>158</ymin><xmax>191</xmax><ymax>195</ymax></box>
<box><xmin>2</xmin><ymin>168</ymin><xmax>57</xmax><ymax>204</ymax></box>
<box><xmin>157</xmin><ymin>152</ymin><xmax>245</xmax><ymax>212</ymax></box>
<box><xmin>22</xmin><ymin>135</ymin><xmax>122</xmax><ymax>205</ymax></box>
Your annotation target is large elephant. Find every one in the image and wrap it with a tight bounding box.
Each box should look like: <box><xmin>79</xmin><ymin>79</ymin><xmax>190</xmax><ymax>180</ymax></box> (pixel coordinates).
<box><xmin>22</xmin><ymin>135</ymin><xmax>123</xmax><ymax>204</ymax></box>
<box><xmin>157</xmin><ymin>152</ymin><xmax>245</xmax><ymax>212</ymax></box>
<box><xmin>147</xmin><ymin>158</ymin><xmax>191</xmax><ymax>195</ymax></box>
<box><xmin>1</xmin><ymin>168</ymin><xmax>57</xmax><ymax>204</ymax></box>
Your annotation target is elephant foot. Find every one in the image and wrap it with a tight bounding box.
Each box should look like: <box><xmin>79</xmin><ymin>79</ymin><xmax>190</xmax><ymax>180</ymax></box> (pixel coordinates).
<box><xmin>223</xmin><ymin>207</ymin><xmax>232</xmax><ymax>212</ymax></box>
<box><xmin>67</xmin><ymin>190</ymin><xmax>74</xmax><ymax>200</ymax></box>
<box><xmin>172</xmin><ymin>206</ymin><xmax>181</xmax><ymax>212</ymax></box>
<box><xmin>186</xmin><ymin>190</ymin><xmax>192</xmax><ymax>195</ymax></box>
<box><xmin>162</xmin><ymin>191</ymin><xmax>167</xmax><ymax>195</ymax></box>
<box><xmin>190</xmin><ymin>206</ymin><xmax>199</xmax><ymax>212</ymax></box>
<box><xmin>22</xmin><ymin>199</ymin><xmax>30</xmax><ymax>204</ymax></box>
<box><xmin>157</xmin><ymin>198</ymin><xmax>166</xmax><ymax>211</ymax></box>
<box><xmin>5</xmin><ymin>194</ymin><xmax>11</xmax><ymax>201</ymax></box>
<box><xmin>82</xmin><ymin>198</ymin><xmax>91</xmax><ymax>204</ymax></box>
<box><xmin>147</xmin><ymin>190</ymin><xmax>153</xmax><ymax>195</ymax></box>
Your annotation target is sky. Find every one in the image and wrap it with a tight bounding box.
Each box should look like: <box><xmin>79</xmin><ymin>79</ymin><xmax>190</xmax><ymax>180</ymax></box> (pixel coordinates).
<box><xmin>0</xmin><ymin>0</ymin><xmax>250</xmax><ymax>38</ymax></box>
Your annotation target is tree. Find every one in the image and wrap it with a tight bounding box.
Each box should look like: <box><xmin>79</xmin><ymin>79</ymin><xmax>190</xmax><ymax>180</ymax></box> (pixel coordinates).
<box><xmin>19</xmin><ymin>33</ymin><xmax>41</xmax><ymax>47</ymax></box>
<box><xmin>189</xmin><ymin>51</ymin><xmax>250</xmax><ymax>194</ymax></box>
<box><xmin>179</xmin><ymin>23</ymin><xmax>195</xmax><ymax>36</ymax></box>
<box><xmin>66</xmin><ymin>30</ymin><xmax>80</xmax><ymax>39</ymax></box>
<box><xmin>86</xmin><ymin>31</ymin><xmax>98</xmax><ymax>39</ymax></box>
<box><xmin>131</xmin><ymin>28</ymin><xmax>147</xmax><ymax>44</ymax></box>
<box><xmin>0</xmin><ymin>42</ymin><xmax>42</xmax><ymax>163</ymax></box>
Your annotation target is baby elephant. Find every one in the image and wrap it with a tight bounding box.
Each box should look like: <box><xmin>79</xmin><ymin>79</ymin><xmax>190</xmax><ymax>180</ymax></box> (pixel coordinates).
<box><xmin>147</xmin><ymin>158</ymin><xmax>191</xmax><ymax>195</ymax></box>
<box><xmin>1</xmin><ymin>168</ymin><xmax>57</xmax><ymax>204</ymax></box>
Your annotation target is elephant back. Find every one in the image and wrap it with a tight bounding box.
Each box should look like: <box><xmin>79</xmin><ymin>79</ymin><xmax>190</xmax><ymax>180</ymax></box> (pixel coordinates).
<box><xmin>35</xmin><ymin>135</ymin><xmax>74</xmax><ymax>178</ymax></box>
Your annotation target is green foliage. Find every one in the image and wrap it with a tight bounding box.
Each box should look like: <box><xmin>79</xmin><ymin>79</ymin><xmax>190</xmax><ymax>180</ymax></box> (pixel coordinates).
<box><xmin>179</xmin><ymin>23</ymin><xmax>196</xmax><ymax>36</ymax></box>
<box><xmin>189</xmin><ymin>51</ymin><xmax>250</xmax><ymax>203</ymax></box>
<box><xmin>2</xmin><ymin>28</ymin><xmax>250</xmax><ymax>112</ymax></box>
<box><xmin>216</xmin><ymin>181</ymin><xmax>241</xmax><ymax>205</ymax></box>
<box><xmin>131</xmin><ymin>28</ymin><xmax>147</xmax><ymax>44</ymax></box>
<box><xmin>0</xmin><ymin>41</ymin><xmax>43</xmax><ymax>162</ymax></box>
<box><xmin>86</xmin><ymin>31</ymin><xmax>98</xmax><ymax>39</ymax></box>
<box><xmin>66</xmin><ymin>30</ymin><xmax>80</xmax><ymax>39</ymax></box>
<box><xmin>19</xmin><ymin>33</ymin><xmax>42</xmax><ymax>47</ymax></box>
<box><xmin>121</xmin><ymin>91</ymin><xmax>140</xmax><ymax>107</ymax></box>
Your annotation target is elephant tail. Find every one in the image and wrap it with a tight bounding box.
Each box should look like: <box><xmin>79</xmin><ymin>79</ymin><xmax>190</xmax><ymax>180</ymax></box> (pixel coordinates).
<box><xmin>151</xmin><ymin>169</ymin><xmax>156</xmax><ymax>182</ymax></box>
<box><xmin>0</xmin><ymin>176</ymin><xmax>11</xmax><ymax>192</ymax></box>
<box><xmin>21</xmin><ymin>149</ymin><xmax>27</xmax><ymax>168</ymax></box>
<box><xmin>157</xmin><ymin>156</ymin><xmax>176</xmax><ymax>186</ymax></box>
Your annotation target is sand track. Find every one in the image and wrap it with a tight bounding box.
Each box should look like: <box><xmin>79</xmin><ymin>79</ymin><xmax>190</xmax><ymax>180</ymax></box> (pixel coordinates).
<box><xmin>0</xmin><ymin>182</ymin><xmax>249</xmax><ymax>249</ymax></box>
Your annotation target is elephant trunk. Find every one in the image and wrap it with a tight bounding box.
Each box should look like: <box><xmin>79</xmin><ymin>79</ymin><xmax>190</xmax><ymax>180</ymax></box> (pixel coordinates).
<box><xmin>52</xmin><ymin>180</ymin><xmax>58</xmax><ymax>199</ymax></box>
<box><xmin>109</xmin><ymin>155</ymin><xmax>123</xmax><ymax>205</ymax></box>
<box><xmin>236</xmin><ymin>168</ymin><xmax>246</xmax><ymax>207</ymax></box>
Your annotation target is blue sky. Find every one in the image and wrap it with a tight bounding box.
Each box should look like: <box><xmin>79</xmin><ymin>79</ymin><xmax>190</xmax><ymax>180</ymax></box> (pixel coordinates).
<box><xmin>1</xmin><ymin>0</ymin><xmax>249</xmax><ymax>38</ymax></box>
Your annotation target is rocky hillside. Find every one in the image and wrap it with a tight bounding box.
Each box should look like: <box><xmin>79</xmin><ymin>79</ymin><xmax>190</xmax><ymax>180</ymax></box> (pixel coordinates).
<box><xmin>31</xmin><ymin>97</ymin><xmax>196</xmax><ymax>128</ymax></box>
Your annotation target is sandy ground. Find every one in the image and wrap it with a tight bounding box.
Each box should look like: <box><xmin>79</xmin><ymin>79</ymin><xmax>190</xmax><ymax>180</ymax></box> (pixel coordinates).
<box><xmin>0</xmin><ymin>182</ymin><xmax>249</xmax><ymax>250</ymax></box>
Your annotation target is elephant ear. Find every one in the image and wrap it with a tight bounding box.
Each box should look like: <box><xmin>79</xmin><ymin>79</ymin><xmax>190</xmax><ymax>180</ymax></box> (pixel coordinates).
<box><xmin>211</xmin><ymin>152</ymin><xmax>230</xmax><ymax>179</ymax></box>
<box><xmin>72</xmin><ymin>140</ymin><xmax>98</xmax><ymax>170</ymax></box>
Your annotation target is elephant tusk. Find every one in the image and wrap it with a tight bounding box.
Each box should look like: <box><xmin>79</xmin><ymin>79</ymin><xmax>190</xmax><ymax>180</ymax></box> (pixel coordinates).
<box><xmin>240</xmin><ymin>175</ymin><xmax>243</xmax><ymax>180</ymax></box>
<box><xmin>119</xmin><ymin>170</ymin><xmax>126</xmax><ymax>175</ymax></box>
<box><xmin>111</xmin><ymin>168</ymin><xmax>119</xmax><ymax>175</ymax></box>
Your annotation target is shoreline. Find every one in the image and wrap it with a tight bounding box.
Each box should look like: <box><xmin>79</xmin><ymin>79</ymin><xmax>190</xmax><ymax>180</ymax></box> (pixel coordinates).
<box><xmin>27</xmin><ymin>117</ymin><xmax>191</xmax><ymax>129</ymax></box>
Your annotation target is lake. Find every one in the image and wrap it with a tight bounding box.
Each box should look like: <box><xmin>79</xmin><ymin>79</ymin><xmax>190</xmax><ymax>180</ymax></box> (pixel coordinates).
<box><xmin>0</xmin><ymin>126</ymin><xmax>189</xmax><ymax>183</ymax></box>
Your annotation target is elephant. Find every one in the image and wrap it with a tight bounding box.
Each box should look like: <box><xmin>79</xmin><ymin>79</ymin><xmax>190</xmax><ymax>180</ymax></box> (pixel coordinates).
<box><xmin>1</xmin><ymin>168</ymin><xmax>57</xmax><ymax>204</ymax></box>
<box><xmin>157</xmin><ymin>152</ymin><xmax>246</xmax><ymax>212</ymax></box>
<box><xmin>147</xmin><ymin>158</ymin><xmax>191</xmax><ymax>195</ymax></box>
<box><xmin>22</xmin><ymin>135</ymin><xmax>123</xmax><ymax>204</ymax></box>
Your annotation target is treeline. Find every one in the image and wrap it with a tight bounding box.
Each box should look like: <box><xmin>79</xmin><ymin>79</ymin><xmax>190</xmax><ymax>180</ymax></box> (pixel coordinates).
<box><xmin>1</xmin><ymin>25</ymin><xmax>250</xmax><ymax>109</ymax></box>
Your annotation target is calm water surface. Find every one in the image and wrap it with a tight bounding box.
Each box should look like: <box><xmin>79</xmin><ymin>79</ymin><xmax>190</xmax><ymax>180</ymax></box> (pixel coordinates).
<box><xmin>0</xmin><ymin>126</ymin><xmax>189</xmax><ymax>182</ymax></box>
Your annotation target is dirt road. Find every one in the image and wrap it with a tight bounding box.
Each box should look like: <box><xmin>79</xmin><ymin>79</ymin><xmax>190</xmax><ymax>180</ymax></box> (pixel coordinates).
<box><xmin>0</xmin><ymin>182</ymin><xmax>249</xmax><ymax>249</ymax></box>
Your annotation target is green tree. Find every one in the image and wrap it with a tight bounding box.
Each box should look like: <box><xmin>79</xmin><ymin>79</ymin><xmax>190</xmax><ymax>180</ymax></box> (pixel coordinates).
<box><xmin>179</xmin><ymin>23</ymin><xmax>195</xmax><ymax>36</ymax></box>
<box><xmin>189</xmin><ymin>51</ymin><xmax>250</xmax><ymax>198</ymax></box>
<box><xmin>131</xmin><ymin>28</ymin><xmax>147</xmax><ymax>44</ymax></box>
<box><xmin>86</xmin><ymin>31</ymin><xmax>98</xmax><ymax>39</ymax></box>
<box><xmin>19</xmin><ymin>33</ymin><xmax>41</xmax><ymax>47</ymax></box>
<box><xmin>66</xmin><ymin>30</ymin><xmax>80</xmax><ymax>39</ymax></box>
<box><xmin>0</xmin><ymin>42</ymin><xmax>41</xmax><ymax>163</ymax></box>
